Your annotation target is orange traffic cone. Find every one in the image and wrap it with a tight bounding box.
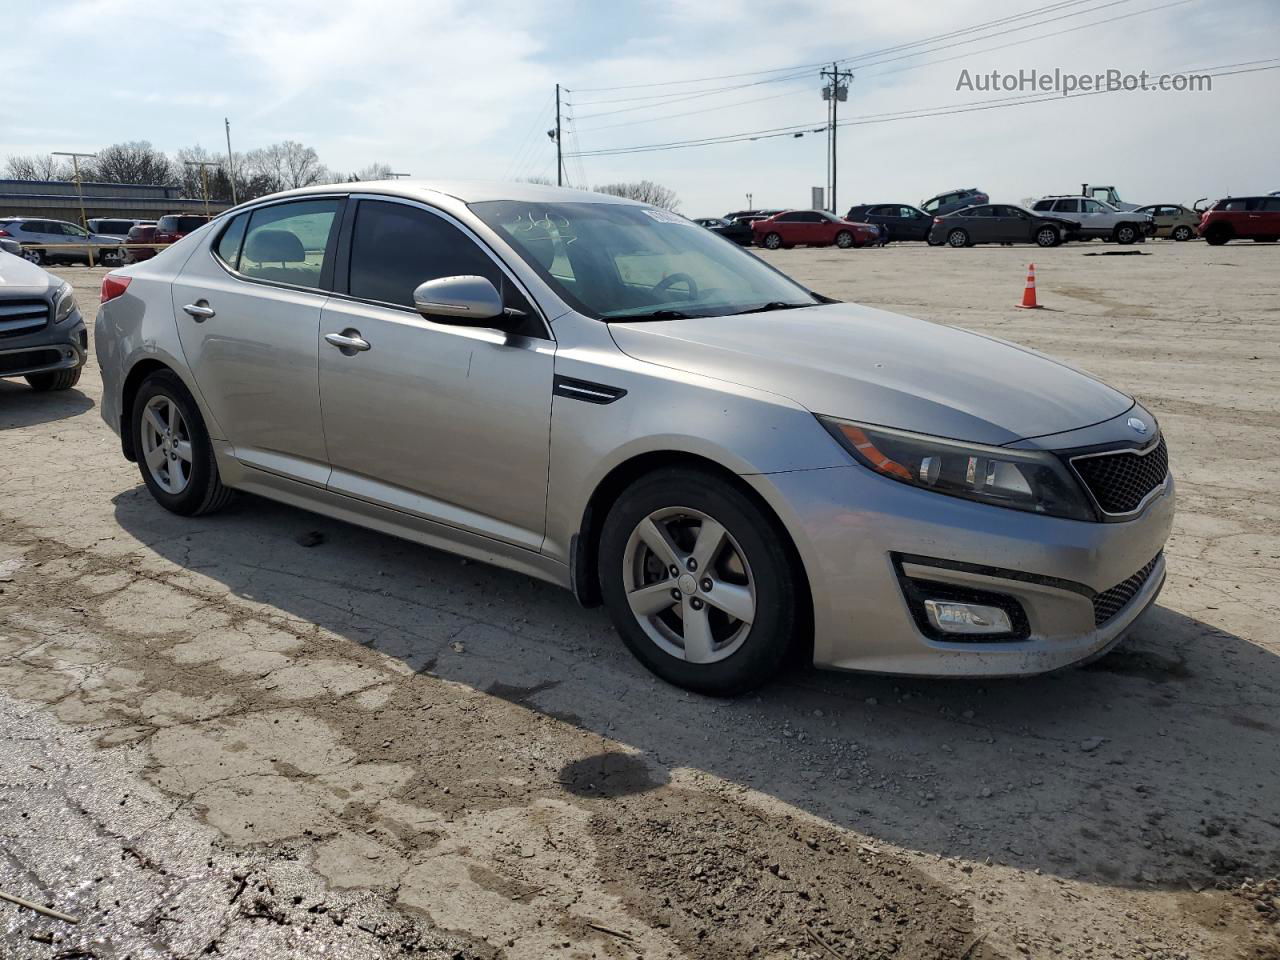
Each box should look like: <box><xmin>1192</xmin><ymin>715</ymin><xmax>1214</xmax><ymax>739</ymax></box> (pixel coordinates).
<box><xmin>1017</xmin><ymin>263</ymin><xmax>1042</xmax><ymax>309</ymax></box>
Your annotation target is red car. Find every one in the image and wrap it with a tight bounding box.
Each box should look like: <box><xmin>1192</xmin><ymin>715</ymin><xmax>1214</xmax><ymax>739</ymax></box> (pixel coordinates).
<box><xmin>751</xmin><ymin>210</ymin><xmax>880</xmax><ymax>250</ymax></box>
<box><xmin>123</xmin><ymin>223</ymin><xmax>159</xmax><ymax>263</ymax></box>
<box><xmin>152</xmin><ymin>213</ymin><xmax>211</xmax><ymax>247</ymax></box>
<box><xmin>1197</xmin><ymin>196</ymin><xmax>1280</xmax><ymax>245</ymax></box>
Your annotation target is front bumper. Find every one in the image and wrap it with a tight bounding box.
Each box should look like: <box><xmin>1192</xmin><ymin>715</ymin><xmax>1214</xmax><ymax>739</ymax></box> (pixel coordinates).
<box><xmin>0</xmin><ymin>318</ymin><xmax>87</xmax><ymax>379</ymax></box>
<box><xmin>748</xmin><ymin>460</ymin><xmax>1174</xmax><ymax>677</ymax></box>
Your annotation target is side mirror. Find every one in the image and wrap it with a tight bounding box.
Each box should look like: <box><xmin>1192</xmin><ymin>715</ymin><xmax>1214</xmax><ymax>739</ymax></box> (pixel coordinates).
<box><xmin>413</xmin><ymin>275</ymin><xmax>511</xmax><ymax>328</ymax></box>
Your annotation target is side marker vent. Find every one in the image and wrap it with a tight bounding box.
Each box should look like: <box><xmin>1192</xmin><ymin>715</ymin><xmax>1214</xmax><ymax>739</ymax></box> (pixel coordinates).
<box><xmin>553</xmin><ymin>376</ymin><xmax>627</xmax><ymax>405</ymax></box>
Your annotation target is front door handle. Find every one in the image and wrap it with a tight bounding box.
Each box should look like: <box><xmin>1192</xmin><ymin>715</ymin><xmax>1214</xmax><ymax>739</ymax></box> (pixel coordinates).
<box><xmin>325</xmin><ymin>330</ymin><xmax>371</xmax><ymax>353</ymax></box>
<box><xmin>183</xmin><ymin>302</ymin><xmax>215</xmax><ymax>322</ymax></box>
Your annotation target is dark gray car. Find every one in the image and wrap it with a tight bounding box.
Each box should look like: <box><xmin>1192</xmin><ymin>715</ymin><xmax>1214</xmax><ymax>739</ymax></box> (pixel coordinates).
<box><xmin>928</xmin><ymin>204</ymin><xmax>1080</xmax><ymax>248</ymax></box>
<box><xmin>921</xmin><ymin>188</ymin><xmax>989</xmax><ymax>218</ymax></box>
<box><xmin>0</xmin><ymin>251</ymin><xmax>87</xmax><ymax>390</ymax></box>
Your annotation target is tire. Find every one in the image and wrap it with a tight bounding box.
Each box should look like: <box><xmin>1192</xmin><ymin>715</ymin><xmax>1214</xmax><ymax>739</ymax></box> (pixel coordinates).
<box><xmin>1113</xmin><ymin>224</ymin><xmax>1138</xmax><ymax>245</ymax></box>
<box><xmin>1204</xmin><ymin>225</ymin><xmax>1231</xmax><ymax>246</ymax></box>
<box><xmin>834</xmin><ymin>230</ymin><xmax>854</xmax><ymax>249</ymax></box>
<box><xmin>761</xmin><ymin>232</ymin><xmax>782</xmax><ymax>250</ymax></box>
<box><xmin>1172</xmin><ymin>225</ymin><xmax>1193</xmax><ymax>242</ymax></box>
<box><xmin>21</xmin><ymin>248</ymin><xmax>43</xmax><ymax>266</ymax></box>
<box><xmin>947</xmin><ymin>229</ymin><xmax>969</xmax><ymax>248</ymax></box>
<box><xmin>131</xmin><ymin>369</ymin><xmax>234</xmax><ymax>517</ymax></box>
<box><xmin>1035</xmin><ymin>226</ymin><xmax>1060</xmax><ymax>247</ymax></box>
<box><xmin>25</xmin><ymin>367</ymin><xmax>82</xmax><ymax>392</ymax></box>
<box><xmin>597</xmin><ymin>467</ymin><xmax>801</xmax><ymax>696</ymax></box>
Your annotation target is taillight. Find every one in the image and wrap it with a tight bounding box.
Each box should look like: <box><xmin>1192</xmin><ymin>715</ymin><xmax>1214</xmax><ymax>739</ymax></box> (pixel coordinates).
<box><xmin>933</xmin><ymin>217</ymin><xmax>944</xmax><ymax>223</ymax></box>
<box><xmin>0</xmin><ymin>228</ymin><xmax>9</xmax><ymax>237</ymax></box>
<box><xmin>101</xmin><ymin>274</ymin><xmax>131</xmax><ymax>303</ymax></box>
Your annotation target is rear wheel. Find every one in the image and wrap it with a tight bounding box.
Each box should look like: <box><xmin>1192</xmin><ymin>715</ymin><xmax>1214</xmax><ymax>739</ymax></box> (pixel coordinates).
<box><xmin>947</xmin><ymin>229</ymin><xmax>969</xmax><ymax>248</ymax></box>
<box><xmin>25</xmin><ymin>367</ymin><xmax>81</xmax><ymax>392</ymax></box>
<box><xmin>761</xmin><ymin>232</ymin><xmax>782</xmax><ymax>250</ymax></box>
<box><xmin>598</xmin><ymin>468</ymin><xmax>801</xmax><ymax>696</ymax></box>
<box><xmin>1171</xmin><ymin>225</ymin><xmax>1194</xmax><ymax>241</ymax></box>
<box><xmin>132</xmin><ymin>370</ymin><xmax>234</xmax><ymax>516</ymax></box>
<box><xmin>835</xmin><ymin>230</ymin><xmax>854</xmax><ymax>249</ymax></box>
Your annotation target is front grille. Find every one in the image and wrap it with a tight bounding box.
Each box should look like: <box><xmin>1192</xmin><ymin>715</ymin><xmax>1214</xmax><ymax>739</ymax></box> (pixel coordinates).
<box><xmin>0</xmin><ymin>298</ymin><xmax>50</xmax><ymax>339</ymax></box>
<box><xmin>1072</xmin><ymin>436</ymin><xmax>1168</xmax><ymax>515</ymax></box>
<box><xmin>1092</xmin><ymin>554</ymin><xmax>1161</xmax><ymax>626</ymax></box>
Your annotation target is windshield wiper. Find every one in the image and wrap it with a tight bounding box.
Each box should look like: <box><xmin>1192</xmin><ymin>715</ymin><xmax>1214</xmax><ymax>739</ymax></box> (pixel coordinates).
<box><xmin>608</xmin><ymin>308</ymin><xmax>692</xmax><ymax>322</ymax></box>
<box><xmin>737</xmin><ymin>301</ymin><xmax>813</xmax><ymax>314</ymax></box>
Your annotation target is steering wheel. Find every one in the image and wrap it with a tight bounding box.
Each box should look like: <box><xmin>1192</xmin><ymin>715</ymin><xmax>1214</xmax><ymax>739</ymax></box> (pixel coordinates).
<box><xmin>652</xmin><ymin>272</ymin><xmax>698</xmax><ymax>301</ymax></box>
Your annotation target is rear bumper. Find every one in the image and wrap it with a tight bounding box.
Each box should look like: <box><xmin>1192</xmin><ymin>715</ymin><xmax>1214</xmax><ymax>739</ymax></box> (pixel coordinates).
<box><xmin>0</xmin><ymin>318</ymin><xmax>87</xmax><ymax>379</ymax></box>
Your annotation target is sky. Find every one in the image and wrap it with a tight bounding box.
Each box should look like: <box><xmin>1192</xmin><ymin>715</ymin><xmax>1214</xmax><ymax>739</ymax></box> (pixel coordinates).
<box><xmin>3</xmin><ymin>0</ymin><xmax>1279</xmax><ymax>216</ymax></box>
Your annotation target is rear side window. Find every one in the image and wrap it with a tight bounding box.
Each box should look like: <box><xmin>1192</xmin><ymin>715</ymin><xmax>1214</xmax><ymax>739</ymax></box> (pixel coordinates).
<box><xmin>1053</xmin><ymin>199</ymin><xmax>1081</xmax><ymax>213</ymax></box>
<box><xmin>239</xmin><ymin>199</ymin><xmax>339</xmax><ymax>289</ymax></box>
<box><xmin>214</xmin><ymin>213</ymin><xmax>248</xmax><ymax>268</ymax></box>
<box><xmin>347</xmin><ymin>200</ymin><xmax>532</xmax><ymax>318</ymax></box>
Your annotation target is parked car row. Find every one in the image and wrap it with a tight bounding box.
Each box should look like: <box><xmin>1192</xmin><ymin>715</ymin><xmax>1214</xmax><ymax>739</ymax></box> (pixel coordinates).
<box><xmin>0</xmin><ymin>213</ymin><xmax>214</xmax><ymax>267</ymax></box>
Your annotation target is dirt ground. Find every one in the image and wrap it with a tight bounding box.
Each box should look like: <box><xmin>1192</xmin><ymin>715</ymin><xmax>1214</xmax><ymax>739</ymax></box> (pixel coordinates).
<box><xmin>1</xmin><ymin>240</ymin><xmax>1277</xmax><ymax>960</ymax></box>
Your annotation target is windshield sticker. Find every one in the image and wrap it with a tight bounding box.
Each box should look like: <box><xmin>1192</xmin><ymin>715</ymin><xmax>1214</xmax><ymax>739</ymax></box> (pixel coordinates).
<box><xmin>641</xmin><ymin>209</ymin><xmax>692</xmax><ymax>225</ymax></box>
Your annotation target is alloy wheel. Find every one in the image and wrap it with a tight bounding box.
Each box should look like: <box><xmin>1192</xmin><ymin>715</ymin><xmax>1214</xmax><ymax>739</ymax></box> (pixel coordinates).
<box><xmin>141</xmin><ymin>395</ymin><xmax>193</xmax><ymax>494</ymax></box>
<box><xmin>622</xmin><ymin>507</ymin><xmax>756</xmax><ymax>664</ymax></box>
<box><xmin>948</xmin><ymin>230</ymin><xmax>967</xmax><ymax>248</ymax></box>
<box><xmin>1036</xmin><ymin>227</ymin><xmax>1058</xmax><ymax>247</ymax></box>
<box><xmin>835</xmin><ymin>231</ymin><xmax>853</xmax><ymax>248</ymax></box>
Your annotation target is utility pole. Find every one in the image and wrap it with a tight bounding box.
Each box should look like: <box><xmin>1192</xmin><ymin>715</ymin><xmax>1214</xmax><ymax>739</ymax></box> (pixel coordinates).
<box><xmin>746</xmin><ymin>192</ymin><xmax>753</xmax><ymax>210</ymax></box>
<box><xmin>819</xmin><ymin>64</ymin><xmax>853</xmax><ymax>214</ymax></box>
<box><xmin>52</xmin><ymin>151</ymin><xmax>97</xmax><ymax>266</ymax></box>
<box><xmin>224</xmin><ymin>118</ymin><xmax>238</xmax><ymax>205</ymax></box>
<box><xmin>555</xmin><ymin>83</ymin><xmax>563</xmax><ymax>186</ymax></box>
<box><xmin>184</xmin><ymin>160</ymin><xmax>219</xmax><ymax>218</ymax></box>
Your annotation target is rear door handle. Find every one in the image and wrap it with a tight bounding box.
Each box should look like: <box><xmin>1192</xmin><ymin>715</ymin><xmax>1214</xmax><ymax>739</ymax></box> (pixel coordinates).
<box><xmin>325</xmin><ymin>330</ymin><xmax>371</xmax><ymax>353</ymax></box>
<box><xmin>182</xmin><ymin>302</ymin><xmax>215</xmax><ymax>321</ymax></box>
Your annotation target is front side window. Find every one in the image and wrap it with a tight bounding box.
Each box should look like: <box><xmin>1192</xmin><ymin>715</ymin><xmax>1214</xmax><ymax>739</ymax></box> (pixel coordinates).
<box><xmin>239</xmin><ymin>199</ymin><xmax>339</xmax><ymax>289</ymax></box>
<box><xmin>347</xmin><ymin>200</ymin><xmax>531</xmax><ymax>319</ymax></box>
<box><xmin>1081</xmin><ymin>200</ymin><xmax>1107</xmax><ymax>214</ymax></box>
<box><xmin>472</xmin><ymin>200</ymin><xmax>819</xmax><ymax>321</ymax></box>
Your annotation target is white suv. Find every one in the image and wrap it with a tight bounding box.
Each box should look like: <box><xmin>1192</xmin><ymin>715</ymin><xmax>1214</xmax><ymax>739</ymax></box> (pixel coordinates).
<box><xmin>1029</xmin><ymin>197</ymin><xmax>1153</xmax><ymax>244</ymax></box>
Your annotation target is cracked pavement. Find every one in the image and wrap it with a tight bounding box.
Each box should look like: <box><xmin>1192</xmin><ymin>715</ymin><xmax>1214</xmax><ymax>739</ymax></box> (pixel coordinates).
<box><xmin>1</xmin><ymin>242</ymin><xmax>1278</xmax><ymax>959</ymax></box>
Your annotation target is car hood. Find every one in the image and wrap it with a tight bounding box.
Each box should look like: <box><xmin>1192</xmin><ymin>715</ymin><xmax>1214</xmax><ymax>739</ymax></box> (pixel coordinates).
<box><xmin>608</xmin><ymin>303</ymin><xmax>1133</xmax><ymax>446</ymax></box>
<box><xmin>0</xmin><ymin>252</ymin><xmax>58</xmax><ymax>295</ymax></box>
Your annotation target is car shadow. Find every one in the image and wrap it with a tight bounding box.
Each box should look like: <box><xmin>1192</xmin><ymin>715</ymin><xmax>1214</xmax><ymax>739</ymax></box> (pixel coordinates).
<box><xmin>0</xmin><ymin>378</ymin><xmax>94</xmax><ymax>429</ymax></box>
<box><xmin>111</xmin><ymin>485</ymin><xmax>1280</xmax><ymax>894</ymax></box>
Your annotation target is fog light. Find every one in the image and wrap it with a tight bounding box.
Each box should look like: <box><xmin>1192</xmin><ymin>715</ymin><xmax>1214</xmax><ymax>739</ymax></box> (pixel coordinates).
<box><xmin>923</xmin><ymin>599</ymin><xmax>1013</xmax><ymax>635</ymax></box>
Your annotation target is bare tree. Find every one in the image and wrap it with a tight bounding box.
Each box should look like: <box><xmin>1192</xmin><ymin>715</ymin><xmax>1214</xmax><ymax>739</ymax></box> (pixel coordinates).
<box><xmin>519</xmin><ymin>175</ymin><xmax>554</xmax><ymax>185</ymax></box>
<box><xmin>592</xmin><ymin>180</ymin><xmax>680</xmax><ymax>211</ymax></box>
<box><xmin>245</xmin><ymin>141</ymin><xmax>326</xmax><ymax>192</ymax></box>
<box><xmin>350</xmin><ymin>162</ymin><xmax>394</xmax><ymax>181</ymax></box>
<box><xmin>4</xmin><ymin>154</ymin><xmax>71</xmax><ymax>181</ymax></box>
<box><xmin>93</xmin><ymin>141</ymin><xmax>172</xmax><ymax>185</ymax></box>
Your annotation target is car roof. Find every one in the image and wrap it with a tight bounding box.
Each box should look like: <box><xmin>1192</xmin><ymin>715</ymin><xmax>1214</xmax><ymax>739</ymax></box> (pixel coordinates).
<box><xmin>245</xmin><ymin>179</ymin><xmax>642</xmax><ymax>208</ymax></box>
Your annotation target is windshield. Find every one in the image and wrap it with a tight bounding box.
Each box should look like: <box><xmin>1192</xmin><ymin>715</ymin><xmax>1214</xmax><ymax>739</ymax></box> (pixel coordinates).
<box><xmin>470</xmin><ymin>200</ymin><xmax>819</xmax><ymax>320</ymax></box>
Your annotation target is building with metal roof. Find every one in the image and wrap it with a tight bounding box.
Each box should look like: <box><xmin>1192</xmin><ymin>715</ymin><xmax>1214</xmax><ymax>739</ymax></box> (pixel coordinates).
<box><xmin>0</xmin><ymin>179</ymin><xmax>230</xmax><ymax>223</ymax></box>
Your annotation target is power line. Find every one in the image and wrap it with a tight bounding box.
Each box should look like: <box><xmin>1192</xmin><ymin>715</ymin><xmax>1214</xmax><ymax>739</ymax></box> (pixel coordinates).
<box><xmin>564</xmin><ymin>58</ymin><xmax>1280</xmax><ymax>158</ymax></box>
<box><xmin>570</xmin><ymin>0</ymin><xmax>1100</xmax><ymax>93</ymax></box>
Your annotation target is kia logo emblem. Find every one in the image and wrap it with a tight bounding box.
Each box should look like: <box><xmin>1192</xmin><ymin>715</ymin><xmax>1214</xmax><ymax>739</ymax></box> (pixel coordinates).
<box><xmin>1127</xmin><ymin>417</ymin><xmax>1148</xmax><ymax>435</ymax></box>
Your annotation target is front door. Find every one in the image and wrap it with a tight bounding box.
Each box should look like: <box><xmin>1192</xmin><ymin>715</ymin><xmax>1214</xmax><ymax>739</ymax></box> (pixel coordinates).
<box><xmin>172</xmin><ymin>196</ymin><xmax>343</xmax><ymax>486</ymax></box>
<box><xmin>318</xmin><ymin>198</ymin><xmax>555</xmax><ymax>551</ymax></box>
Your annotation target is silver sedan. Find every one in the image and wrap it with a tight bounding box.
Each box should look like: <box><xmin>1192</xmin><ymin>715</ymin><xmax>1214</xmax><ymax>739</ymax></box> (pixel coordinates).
<box><xmin>93</xmin><ymin>181</ymin><xmax>1173</xmax><ymax>694</ymax></box>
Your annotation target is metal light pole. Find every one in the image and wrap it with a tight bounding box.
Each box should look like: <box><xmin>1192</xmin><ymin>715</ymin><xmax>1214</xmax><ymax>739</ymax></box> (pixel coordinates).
<box><xmin>52</xmin><ymin>151</ymin><xmax>97</xmax><ymax>266</ymax></box>
<box><xmin>224</xmin><ymin>118</ymin><xmax>238</xmax><ymax>205</ymax></box>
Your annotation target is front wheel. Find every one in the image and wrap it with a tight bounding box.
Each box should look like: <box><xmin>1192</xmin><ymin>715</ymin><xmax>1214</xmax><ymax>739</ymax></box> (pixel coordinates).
<box><xmin>761</xmin><ymin>232</ymin><xmax>782</xmax><ymax>250</ymax></box>
<box><xmin>1114</xmin><ymin>224</ymin><xmax>1138</xmax><ymax>245</ymax></box>
<box><xmin>1035</xmin><ymin>227</ymin><xmax>1060</xmax><ymax>247</ymax></box>
<box><xmin>1172</xmin><ymin>225</ymin><xmax>1194</xmax><ymax>241</ymax></box>
<box><xmin>25</xmin><ymin>367</ymin><xmax>82</xmax><ymax>392</ymax></box>
<box><xmin>132</xmin><ymin>370</ymin><xmax>235</xmax><ymax>516</ymax></box>
<box><xmin>598</xmin><ymin>468</ymin><xmax>801</xmax><ymax>696</ymax></box>
<box><xmin>834</xmin><ymin>230</ymin><xmax>854</xmax><ymax>249</ymax></box>
<box><xmin>947</xmin><ymin>229</ymin><xmax>969</xmax><ymax>248</ymax></box>
<box><xmin>21</xmin><ymin>247</ymin><xmax>44</xmax><ymax>266</ymax></box>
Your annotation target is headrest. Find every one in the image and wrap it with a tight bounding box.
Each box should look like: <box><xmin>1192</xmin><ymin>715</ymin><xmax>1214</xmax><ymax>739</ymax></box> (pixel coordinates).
<box><xmin>245</xmin><ymin>229</ymin><xmax>304</xmax><ymax>263</ymax></box>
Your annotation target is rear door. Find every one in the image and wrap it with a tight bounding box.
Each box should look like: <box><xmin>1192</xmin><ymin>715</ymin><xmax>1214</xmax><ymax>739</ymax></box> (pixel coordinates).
<box><xmin>963</xmin><ymin>206</ymin><xmax>994</xmax><ymax>242</ymax></box>
<box><xmin>317</xmin><ymin>197</ymin><xmax>555</xmax><ymax>550</ymax></box>
<box><xmin>171</xmin><ymin>196</ymin><xmax>343</xmax><ymax>485</ymax></box>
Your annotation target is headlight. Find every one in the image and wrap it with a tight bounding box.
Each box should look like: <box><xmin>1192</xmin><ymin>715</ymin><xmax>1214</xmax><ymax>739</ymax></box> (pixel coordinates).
<box><xmin>819</xmin><ymin>416</ymin><xmax>1095</xmax><ymax>521</ymax></box>
<box><xmin>53</xmin><ymin>283</ymin><xmax>78</xmax><ymax>324</ymax></box>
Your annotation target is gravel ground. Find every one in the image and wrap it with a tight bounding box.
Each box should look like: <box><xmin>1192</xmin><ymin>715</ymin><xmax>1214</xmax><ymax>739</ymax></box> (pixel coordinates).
<box><xmin>1</xmin><ymin>240</ymin><xmax>1277</xmax><ymax>960</ymax></box>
